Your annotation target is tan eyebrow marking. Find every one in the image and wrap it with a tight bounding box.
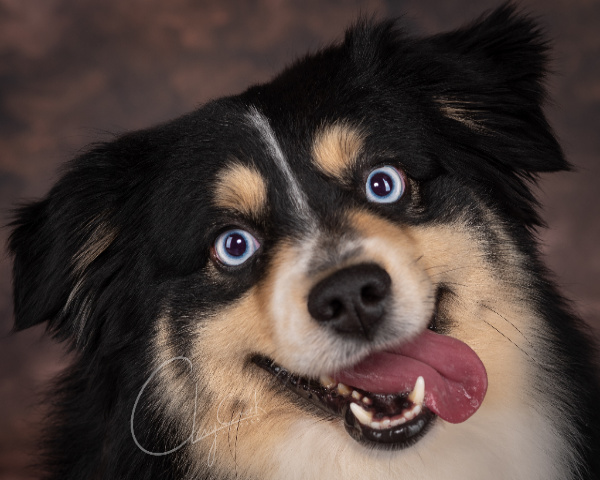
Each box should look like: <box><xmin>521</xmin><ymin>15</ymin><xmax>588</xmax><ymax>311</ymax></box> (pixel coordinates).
<box><xmin>312</xmin><ymin>123</ymin><xmax>364</xmax><ymax>184</ymax></box>
<box><xmin>213</xmin><ymin>162</ymin><xmax>267</xmax><ymax>218</ymax></box>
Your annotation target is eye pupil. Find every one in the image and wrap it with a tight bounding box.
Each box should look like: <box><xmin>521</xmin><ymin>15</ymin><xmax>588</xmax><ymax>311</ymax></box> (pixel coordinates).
<box><xmin>369</xmin><ymin>172</ymin><xmax>392</xmax><ymax>197</ymax></box>
<box><xmin>225</xmin><ymin>233</ymin><xmax>247</xmax><ymax>257</ymax></box>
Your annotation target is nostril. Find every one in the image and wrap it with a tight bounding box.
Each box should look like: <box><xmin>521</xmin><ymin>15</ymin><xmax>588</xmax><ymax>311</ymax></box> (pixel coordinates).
<box><xmin>317</xmin><ymin>298</ymin><xmax>343</xmax><ymax>320</ymax></box>
<box><xmin>307</xmin><ymin>263</ymin><xmax>391</xmax><ymax>339</ymax></box>
<box><xmin>330</xmin><ymin>299</ymin><xmax>343</xmax><ymax>318</ymax></box>
<box><xmin>361</xmin><ymin>283</ymin><xmax>386</xmax><ymax>304</ymax></box>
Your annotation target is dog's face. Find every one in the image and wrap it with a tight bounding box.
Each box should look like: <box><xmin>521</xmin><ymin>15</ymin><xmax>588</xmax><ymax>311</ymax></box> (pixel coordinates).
<box><xmin>10</xmin><ymin>6</ymin><xmax>585</xmax><ymax>480</ymax></box>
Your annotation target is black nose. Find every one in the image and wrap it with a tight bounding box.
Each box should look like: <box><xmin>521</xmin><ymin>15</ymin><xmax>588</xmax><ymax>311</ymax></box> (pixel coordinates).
<box><xmin>307</xmin><ymin>263</ymin><xmax>391</xmax><ymax>340</ymax></box>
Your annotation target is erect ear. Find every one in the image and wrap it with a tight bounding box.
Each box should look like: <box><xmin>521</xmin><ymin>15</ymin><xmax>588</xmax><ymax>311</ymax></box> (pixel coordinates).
<box><xmin>9</xmin><ymin>141</ymin><xmax>149</xmax><ymax>349</ymax></box>
<box><xmin>429</xmin><ymin>2</ymin><xmax>569</xmax><ymax>175</ymax></box>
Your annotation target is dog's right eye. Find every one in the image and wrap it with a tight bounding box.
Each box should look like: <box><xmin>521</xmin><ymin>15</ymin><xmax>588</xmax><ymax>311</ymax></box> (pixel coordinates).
<box><xmin>213</xmin><ymin>229</ymin><xmax>260</xmax><ymax>267</ymax></box>
<box><xmin>365</xmin><ymin>166</ymin><xmax>405</xmax><ymax>204</ymax></box>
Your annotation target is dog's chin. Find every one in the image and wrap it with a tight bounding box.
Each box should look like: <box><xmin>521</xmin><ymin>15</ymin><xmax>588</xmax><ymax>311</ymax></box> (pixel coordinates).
<box><xmin>252</xmin><ymin>354</ymin><xmax>437</xmax><ymax>450</ymax></box>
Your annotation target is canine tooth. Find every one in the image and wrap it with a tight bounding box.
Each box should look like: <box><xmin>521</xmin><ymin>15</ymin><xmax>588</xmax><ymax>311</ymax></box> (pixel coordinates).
<box><xmin>351</xmin><ymin>390</ymin><xmax>362</xmax><ymax>401</ymax></box>
<box><xmin>319</xmin><ymin>375</ymin><xmax>337</xmax><ymax>389</ymax></box>
<box><xmin>403</xmin><ymin>409</ymin><xmax>415</xmax><ymax>421</ymax></box>
<box><xmin>407</xmin><ymin>376</ymin><xmax>425</xmax><ymax>406</ymax></box>
<box><xmin>337</xmin><ymin>383</ymin><xmax>352</xmax><ymax>396</ymax></box>
<box><xmin>350</xmin><ymin>402</ymin><xmax>374</xmax><ymax>426</ymax></box>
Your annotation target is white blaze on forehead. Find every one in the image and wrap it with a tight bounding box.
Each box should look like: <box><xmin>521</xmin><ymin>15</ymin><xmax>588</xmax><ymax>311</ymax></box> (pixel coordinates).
<box><xmin>246</xmin><ymin>106</ymin><xmax>311</xmax><ymax>219</ymax></box>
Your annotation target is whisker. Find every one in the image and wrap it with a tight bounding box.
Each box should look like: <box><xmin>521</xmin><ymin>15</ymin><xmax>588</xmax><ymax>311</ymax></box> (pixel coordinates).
<box><xmin>411</xmin><ymin>254</ymin><xmax>425</xmax><ymax>266</ymax></box>
<box><xmin>481</xmin><ymin>319</ymin><xmax>538</xmax><ymax>365</ymax></box>
<box><xmin>227</xmin><ymin>410</ymin><xmax>236</xmax><ymax>458</ymax></box>
<box><xmin>427</xmin><ymin>265</ymin><xmax>475</xmax><ymax>278</ymax></box>
<box><xmin>482</xmin><ymin>304</ymin><xmax>534</xmax><ymax>348</ymax></box>
<box><xmin>437</xmin><ymin>281</ymin><xmax>469</xmax><ymax>288</ymax></box>
<box><xmin>303</xmin><ymin>414</ymin><xmax>337</xmax><ymax>431</ymax></box>
<box><xmin>234</xmin><ymin>411</ymin><xmax>242</xmax><ymax>479</ymax></box>
<box><xmin>422</xmin><ymin>264</ymin><xmax>450</xmax><ymax>272</ymax></box>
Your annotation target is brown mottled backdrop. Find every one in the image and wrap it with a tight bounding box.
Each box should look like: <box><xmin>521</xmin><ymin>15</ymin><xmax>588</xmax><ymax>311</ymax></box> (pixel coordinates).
<box><xmin>0</xmin><ymin>1</ymin><xmax>598</xmax><ymax>478</ymax></box>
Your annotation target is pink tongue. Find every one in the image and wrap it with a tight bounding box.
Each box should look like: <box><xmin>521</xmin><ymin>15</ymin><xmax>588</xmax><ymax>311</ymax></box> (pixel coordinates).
<box><xmin>334</xmin><ymin>330</ymin><xmax>487</xmax><ymax>423</ymax></box>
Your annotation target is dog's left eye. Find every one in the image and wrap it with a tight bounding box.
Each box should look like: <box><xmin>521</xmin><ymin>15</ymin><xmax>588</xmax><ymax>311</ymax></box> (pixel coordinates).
<box><xmin>365</xmin><ymin>166</ymin><xmax>405</xmax><ymax>203</ymax></box>
<box><xmin>214</xmin><ymin>229</ymin><xmax>260</xmax><ymax>266</ymax></box>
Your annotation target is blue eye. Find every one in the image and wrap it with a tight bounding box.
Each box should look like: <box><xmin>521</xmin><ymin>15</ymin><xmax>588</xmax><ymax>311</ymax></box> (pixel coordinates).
<box><xmin>214</xmin><ymin>229</ymin><xmax>260</xmax><ymax>266</ymax></box>
<box><xmin>365</xmin><ymin>166</ymin><xmax>405</xmax><ymax>203</ymax></box>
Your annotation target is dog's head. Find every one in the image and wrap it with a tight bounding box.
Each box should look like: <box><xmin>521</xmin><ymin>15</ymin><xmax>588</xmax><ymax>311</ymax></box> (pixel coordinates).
<box><xmin>10</xmin><ymin>5</ymin><xmax>580</xmax><ymax>480</ymax></box>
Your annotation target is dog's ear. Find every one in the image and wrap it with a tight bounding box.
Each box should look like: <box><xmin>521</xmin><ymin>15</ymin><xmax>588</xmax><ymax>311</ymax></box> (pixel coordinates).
<box><xmin>9</xmin><ymin>140</ymin><xmax>151</xmax><ymax>349</ymax></box>
<box><xmin>429</xmin><ymin>3</ymin><xmax>568</xmax><ymax>171</ymax></box>
<box><xmin>423</xmin><ymin>3</ymin><xmax>569</xmax><ymax>226</ymax></box>
<box><xmin>10</xmin><ymin>147</ymin><xmax>117</xmax><ymax>340</ymax></box>
<box><xmin>434</xmin><ymin>4</ymin><xmax>550</xmax><ymax>98</ymax></box>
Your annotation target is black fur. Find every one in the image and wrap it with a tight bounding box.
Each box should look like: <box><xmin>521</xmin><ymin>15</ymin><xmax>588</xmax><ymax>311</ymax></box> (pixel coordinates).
<box><xmin>9</xmin><ymin>4</ymin><xmax>600</xmax><ymax>479</ymax></box>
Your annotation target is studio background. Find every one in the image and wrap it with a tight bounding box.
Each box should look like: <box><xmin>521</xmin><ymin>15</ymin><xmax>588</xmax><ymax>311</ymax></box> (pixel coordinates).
<box><xmin>0</xmin><ymin>1</ymin><xmax>598</xmax><ymax>478</ymax></box>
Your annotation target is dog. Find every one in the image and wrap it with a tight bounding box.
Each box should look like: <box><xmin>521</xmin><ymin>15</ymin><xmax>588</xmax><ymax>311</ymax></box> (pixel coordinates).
<box><xmin>9</xmin><ymin>4</ymin><xmax>600</xmax><ymax>479</ymax></box>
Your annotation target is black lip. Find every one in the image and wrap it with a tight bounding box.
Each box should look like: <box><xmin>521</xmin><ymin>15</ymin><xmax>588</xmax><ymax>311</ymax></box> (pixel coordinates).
<box><xmin>252</xmin><ymin>355</ymin><xmax>436</xmax><ymax>450</ymax></box>
<box><xmin>344</xmin><ymin>404</ymin><xmax>436</xmax><ymax>449</ymax></box>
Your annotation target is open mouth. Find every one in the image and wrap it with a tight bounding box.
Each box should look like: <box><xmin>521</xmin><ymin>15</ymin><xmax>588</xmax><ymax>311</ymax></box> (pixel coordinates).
<box><xmin>253</xmin><ymin>355</ymin><xmax>436</xmax><ymax>449</ymax></box>
<box><xmin>253</xmin><ymin>329</ymin><xmax>488</xmax><ymax>450</ymax></box>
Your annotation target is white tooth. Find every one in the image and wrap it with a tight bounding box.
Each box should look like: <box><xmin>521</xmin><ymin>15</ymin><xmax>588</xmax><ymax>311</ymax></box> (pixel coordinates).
<box><xmin>412</xmin><ymin>404</ymin><xmax>422</xmax><ymax>417</ymax></box>
<box><xmin>319</xmin><ymin>375</ymin><xmax>337</xmax><ymax>389</ymax></box>
<box><xmin>370</xmin><ymin>420</ymin><xmax>384</xmax><ymax>430</ymax></box>
<box><xmin>403</xmin><ymin>409</ymin><xmax>415</xmax><ymax>421</ymax></box>
<box><xmin>390</xmin><ymin>416</ymin><xmax>407</xmax><ymax>427</ymax></box>
<box><xmin>350</xmin><ymin>402</ymin><xmax>373</xmax><ymax>426</ymax></box>
<box><xmin>337</xmin><ymin>383</ymin><xmax>352</xmax><ymax>396</ymax></box>
<box><xmin>362</xmin><ymin>396</ymin><xmax>373</xmax><ymax>405</ymax></box>
<box><xmin>351</xmin><ymin>390</ymin><xmax>362</xmax><ymax>401</ymax></box>
<box><xmin>407</xmin><ymin>376</ymin><xmax>425</xmax><ymax>406</ymax></box>
<box><xmin>382</xmin><ymin>418</ymin><xmax>391</xmax><ymax>429</ymax></box>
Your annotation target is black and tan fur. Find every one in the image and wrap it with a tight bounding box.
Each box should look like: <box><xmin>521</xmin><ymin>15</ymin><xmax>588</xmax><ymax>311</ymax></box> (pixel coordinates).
<box><xmin>9</xmin><ymin>4</ymin><xmax>600</xmax><ymax>480</ymax></box>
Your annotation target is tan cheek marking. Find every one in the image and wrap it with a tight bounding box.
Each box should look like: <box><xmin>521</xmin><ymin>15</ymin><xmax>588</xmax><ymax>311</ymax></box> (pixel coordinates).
<box><xmin>312</xmin><ymin>124</ymin><xmax>364</xmax><ymax>183</ymax></box>
<box><xmin>350</xmin><ymin>208</ymin><xmax>542</xmax><ymax>424</ymax></box>
<box><xmin>213</xmin><ymin>162</ymin><xmax>267</xmax><ymax>219</ymax></box>
<box><xmin>407</xmin><ymin>221</ymin><xmax>538</xmax><ymax>415</ymax></box>
<box><xmin>154</xmin><ymin>288</ymin><xmax>308</xmax><ymax>478</ymax></box>
<box><xmin>197</xmin><ymin>290</ymin><xmax>276</xmax><ymax>364</ymax></box>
